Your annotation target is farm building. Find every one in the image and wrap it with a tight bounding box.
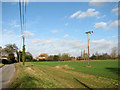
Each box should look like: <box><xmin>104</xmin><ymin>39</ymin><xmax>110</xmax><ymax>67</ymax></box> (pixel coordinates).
<box><xmin>36</xmin><ymin>53</ymin><xmax>48</xmax><ymax>61</ymax></box>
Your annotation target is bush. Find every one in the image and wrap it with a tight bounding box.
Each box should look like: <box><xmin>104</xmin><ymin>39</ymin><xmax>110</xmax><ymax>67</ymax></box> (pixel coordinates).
<box><xmin>25</xmin><ymin>55</ymin><xmax>33</xmax><ymax>62</ymax></box>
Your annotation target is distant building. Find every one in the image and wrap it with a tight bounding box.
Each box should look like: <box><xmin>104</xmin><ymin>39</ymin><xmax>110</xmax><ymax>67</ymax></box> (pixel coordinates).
<box><xmin>39</xmin><ymin>55</ymin><xmax>46</xmax><ymax>60</ymax></box>
<box><xmin>36</xmin><ymin>53</ymin><xmax>48</xmax><ymax>61</ymax></box>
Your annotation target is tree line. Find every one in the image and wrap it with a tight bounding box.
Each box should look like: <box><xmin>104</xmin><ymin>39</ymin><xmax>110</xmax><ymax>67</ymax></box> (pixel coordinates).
<box><xmin>77</xmin><ymin>47</ymin><xmax>118</xmax><ymax>60</ymax></box>
<box><xmin>0</xmin><ymin>44</ymin><xmax>119</xmax><ymax>64</ymax></box>
<box><xmin>0</xmin><ymin>44</ymin><xmax>33</xmax><ymax>64</ymax></box>
<box><xmin>37</xmin><ymin>47</ymin><xmax>119</xmax><ymax>61</ymax></box>
<box><xmin>46</xmin><ymin>53</ymin><xmax>75</xmax><ymax>61</ymax></box>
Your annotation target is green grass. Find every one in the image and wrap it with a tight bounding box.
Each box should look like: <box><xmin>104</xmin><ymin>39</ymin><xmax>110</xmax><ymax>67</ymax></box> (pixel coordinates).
<box><xmin>31</xmin><ymin>60</ymin><xmax>119</xmax><ymax>80</ymax></box>
<box><xmin>10</xmin><ymin>60</ymin><xmax>119</xmax><ymax>88</ymax></box>
<box><xmin>0</xmin><ymin>63</ymin><xmax>4</xmax><ymax>67</ymax></box>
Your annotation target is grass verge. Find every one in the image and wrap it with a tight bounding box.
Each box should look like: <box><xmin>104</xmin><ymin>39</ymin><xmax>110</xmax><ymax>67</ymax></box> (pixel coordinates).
<box><xmin>10</xmin><ymin>62</ymin><xmax>119</xmax><ymax>88</ymax></box>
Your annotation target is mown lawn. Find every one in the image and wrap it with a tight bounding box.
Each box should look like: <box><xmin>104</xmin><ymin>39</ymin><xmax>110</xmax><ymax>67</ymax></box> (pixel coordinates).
<box><xmin>10</xmin><ymin>60</ymin><xmax>119</xmax><ymax>88</ymax></box>
<box><xmin>32</xmin><ymin>60</ymin><xmax>119</xmax><ymax>80</ymax></box>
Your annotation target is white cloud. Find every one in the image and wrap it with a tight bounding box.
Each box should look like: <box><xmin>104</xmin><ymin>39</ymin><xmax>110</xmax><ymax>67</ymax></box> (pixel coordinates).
<box><xmin>64</xmin><ymin>34</ymin><xmax>69</xmax><ymax>38</ymax></box>
<box><xmin>3</xmin><ymin>29</ymin><xmax>13</xmax><ymax>37</ymax></box>
<box><xmin>94</xmin><ymin>22</ymin><xmax>107</xmax><ymax>29</ymax></box>
<box><xmin>23</xmin><ymin>31</ymin><xmax>34</xmax><ymax>37</ymax></box>
<box><xmin>97</xmin><ymin>15</ymin><xmax>106</xmax><ymax>19</ymax></box>
<box><xmin>9</xmin><ymin>20</ymin><xmax>20</xmax><ymax>28</ymax></box>
<box><xmin>70</xmin><ymin>8</ymin><xmax>99</xmax><ymax>19</ymax></box>
<box><xmin>2</xmin><ymin>29</ymin><xmax>21</xmax><ymax>47</ymax></box>
<box><xmin>30</xmin><ymin>39</ymin><xmax>42</xmax><ymax>44</ymax></box>
<box><xmin>43</xmin><ymin>40</ymin><xmax>54</xmax><ymax>44</ymax></box>
<box><xmin>112</xmin><ymin>8</ymin><xmax>118</xmax><ymax>12</ymax></box>
<box><xmin>112</xmin><ymin>7</ymin><xmax>120</xmax><ymax>15</ymax></box>
<box><xmin>94</xmin><ymin>20</ymin><xmax>120</xmax><ymax>30</ymax></box>
<box><xmin>78</xmin><ymin>8</ymin><xmax>99</xmax><ymax>18</ymax></box>
<box><xmin>30</xmin><ymin>39</ymin><xmax>54</xmax><ymax>45</ymax></box>
<box><xmin>91</xmin><ymin>39</ymin><xmax>105</xmax><ymax>44</ymax></box>
<box><xmin>109</xmin><ymin>20</ymin><xmax>120</xmax><ymax>28</ymax></box>
<box><xmin>13</xmin><ymin>25</ymin><xmax>20</xmax><ymax>28</ymax></box>
<box><xmin>112</xmin><ymin>36</ymin><xmax>116</xmax><ymax>38</ymax></box>
<box><xmin>28</xmin><ymin>38</ymin><xmax>117</xmax><ymax>58</ymax></box>
<box><xmin>64</xmin><ymin>23</ymin><xmax>68</xmax><ymax>26</ymax></box>
<box><xmin>90</xmin><ymin>39</ymin><xmax>117</xmax><ymax>54</ymax></box>
<box><xmin>51</xmin><ymin>30</ymin><xmax>58</xmax><ymax>33</ymax></box>
<box><xmin>70</xmin><ymin>11</ymin><xmax>81</xmax><ymax>18</ymax></box>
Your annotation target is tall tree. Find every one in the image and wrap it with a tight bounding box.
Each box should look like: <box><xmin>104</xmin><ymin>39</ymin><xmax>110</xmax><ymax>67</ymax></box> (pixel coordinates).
<box><xmin>4</xmin><ymin>44</ymin><xmax>18</xmax><ymax>54</ymax></box>
<box><xmin>81</xmin><ymin>50</ymin><xmax>83</xmax><ymax>58</ymax></box>
<box><xmin>83</xmin><ymin>50</ymin><xmax>85</xmax><ymax>60</ymax></box>
<box><xmin>58</xmin><ymin>53</ymin><xmax>62</xmax><ymax>61</ymax></box>
<box><xmin>111</xmin><ymin>47</ymin><xmax>117</xmax><ymax>59</ymax></box>
<box><xmin>25</xmin><ymin>52</ymin><xmax>33</xmax><ymax>62</ymax></box>
<box><xmin>53</xmin><ymin>55</ymin><xmax>59</xmax><ymax>61</ymax></box>
<box><xmin>3</xmin><ymin>44</ymin><xmax>19</xmax><ymax>62</ymax></box>
<box><xmin>95</xmin><ymin>52</ymin><xmax>99</xmax><ymax>60</ymax></box>
<box><xmin>61</xmin><ymin>53</ymin><xmax>69</xmax><ymax>61</ymax></box>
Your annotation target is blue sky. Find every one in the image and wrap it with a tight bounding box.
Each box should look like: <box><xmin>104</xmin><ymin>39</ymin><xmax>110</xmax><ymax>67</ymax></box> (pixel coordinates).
<box><xmin>1</xmin><ymin>2</ymin><xmax>119</xmax><ymax>58</ymax></box>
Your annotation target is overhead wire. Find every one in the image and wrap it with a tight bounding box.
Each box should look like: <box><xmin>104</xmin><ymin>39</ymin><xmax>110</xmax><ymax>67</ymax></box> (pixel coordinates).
<box><xmin>19</xmin><ymin>0</ymin><xmax>26</xmax><ymax>51</ymax></box>
<box><xmin>19</xmin><ymin>0</ymin><xmax>22</xmax><ymax>51</ymax></box>
<box><xmin>24</xmin><ymin>0</ymin><xmax>27</xmax><ymax>32</ymax></box>
<box><xmin>19</xmin><ymin>0</ymin><xmax>23</xmax><ymax>35</ymax></box>
<box><xmin>22</xmin><ymin>0</ymin><xmax>24</xmax><ymax>32</ymax></box>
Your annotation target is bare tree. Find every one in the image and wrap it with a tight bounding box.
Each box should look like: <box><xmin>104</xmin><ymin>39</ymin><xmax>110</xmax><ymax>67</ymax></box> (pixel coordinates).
<box><xmin>81</xmin><ymin>50</ymin><xmax>83</xmax><ymax>58</ymax></box>
<box><xmin>111</xmin><ymin>47</ymin><xmax>117</xmax><ymax>59</ymax></box>
<box><xmin>95</xmin><ymin>52</ymin><xmax>99</xmax><ymax>60</ymax></box>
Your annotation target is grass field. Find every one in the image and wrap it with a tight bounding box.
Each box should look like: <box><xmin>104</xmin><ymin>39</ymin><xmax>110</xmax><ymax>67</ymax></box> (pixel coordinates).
<box><xmin>32</xmin><ymin>60</ymin><xmax>119</xmax><ymax>80</ymax></box>
<box><xmin>10</xmin><ymin>60</ymin><xmax>119</xmax><ymax>88</ymax></box>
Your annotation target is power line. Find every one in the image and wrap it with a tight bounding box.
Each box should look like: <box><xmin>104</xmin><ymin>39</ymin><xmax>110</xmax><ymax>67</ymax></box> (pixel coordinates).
<box><xmin>19</xmin><ymin>0</ymin><xmax>23</xmax><ymax>35</ymax></box>
<box><xmin>22</xmin><ymin>0</ymin><xmax>24</xmax><ymax>30</ymax></box>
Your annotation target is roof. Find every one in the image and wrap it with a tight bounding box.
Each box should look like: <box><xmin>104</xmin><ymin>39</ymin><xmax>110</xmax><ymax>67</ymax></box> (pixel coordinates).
<box><xmin>39</xmin><ymin>55</ymin><xmax>45</xmax><ymax>57</ymax></box>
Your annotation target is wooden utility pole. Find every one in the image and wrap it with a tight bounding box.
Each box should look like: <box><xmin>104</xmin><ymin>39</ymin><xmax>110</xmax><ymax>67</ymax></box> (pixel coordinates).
<box><xmin>85</xmin><ymin>31</ymin><xmax>93</xmax><ymax>66</ymax></box>
<box><xmin>22</xmin><ymin>35</ymin><xmax>25</xmax><ymax>65</ymax></box>
<box><xmin>87</xmin><ymin>33</ymin><xmax>90</xmax><ymax>66</ymax></box>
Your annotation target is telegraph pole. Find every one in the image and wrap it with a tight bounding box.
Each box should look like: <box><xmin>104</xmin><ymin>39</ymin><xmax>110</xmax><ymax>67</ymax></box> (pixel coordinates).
<box><xmin>85</xmin><ymin>31</ymin><xmax>93</xmax><ymax>66</ymax></box>
<box><xmin>22</xmin><ymin>35</ymin><xmax>25</xmax><ymax>65</ymax></box>
<box><xmin>19</xmin><ymin>0</ymin><xmax>26</xmax><ymax>65</ymax></box>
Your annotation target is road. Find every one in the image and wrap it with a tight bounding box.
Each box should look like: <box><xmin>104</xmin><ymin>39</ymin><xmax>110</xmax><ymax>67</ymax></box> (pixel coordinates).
<box><xmin>0</xmin><ymin>64</ymin><xmax>15</xmax><ymax>89</ymax></box>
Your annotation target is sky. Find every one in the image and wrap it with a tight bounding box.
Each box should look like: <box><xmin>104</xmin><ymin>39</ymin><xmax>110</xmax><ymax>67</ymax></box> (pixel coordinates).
<box><xmin>1</xmin><ymin>1</ymin><xmax>119</xmax><ymax>58</ymax></box>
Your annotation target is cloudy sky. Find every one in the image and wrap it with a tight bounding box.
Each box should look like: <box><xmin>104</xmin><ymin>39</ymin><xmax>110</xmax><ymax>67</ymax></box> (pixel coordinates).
<box><xmin>1</xmin><ymin>1</ymin><xmax>119</xmax><ymax>58</ymax></box>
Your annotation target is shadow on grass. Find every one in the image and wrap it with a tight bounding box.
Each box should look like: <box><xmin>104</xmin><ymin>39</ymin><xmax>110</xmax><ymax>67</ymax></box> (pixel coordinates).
<box><xmin>11</xmin><ymin>74</ymin><xmax>39</xmax><ymax>88</ymax></box>
<box><xmin>106</xmin><ymin>68</ymin><xmax>120</xmax><ymax>75</ymax></box>
<box><xmin>74</xmin><ymin>78</ymin><xmax>92</xmax><ymax>90</ymax></box>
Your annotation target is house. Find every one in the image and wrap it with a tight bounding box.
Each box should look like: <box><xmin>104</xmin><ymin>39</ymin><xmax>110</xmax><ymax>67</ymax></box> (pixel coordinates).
<box><xmin>39</xmin><ymin>55</ymin><xmax>46</xmax><ymax>60</ymax></box>
<box><xmin>36</xmin><ymin>53</ymin><xmax>48</xmax><ymax>61</ymax></box>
